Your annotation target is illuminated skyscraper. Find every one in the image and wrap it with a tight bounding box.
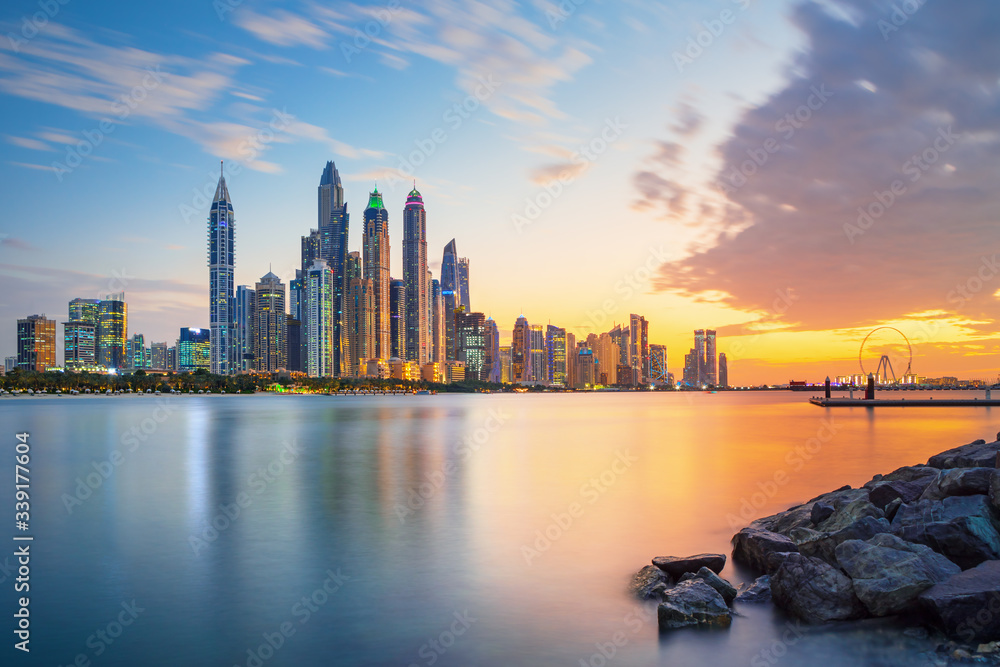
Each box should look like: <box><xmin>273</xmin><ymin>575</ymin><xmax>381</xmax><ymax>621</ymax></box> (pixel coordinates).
<box><xmin>130</xmin><ymin>333</ymin><xmax>148</xmax><ymax>370</ymax></box>
<box><xmin>317</xmin><ymin>161</ymin><xmax>349</xmax><ymax>375</ymax></box>
<box><xmin>484</xmin><ymin>317</ymin><xmax>501</xmax><ymax>383</ymax></box>
<box><xmin>546</xmin><ymin>325</ymin><xmax>567</xmax><ymax>386</ymax></box>
<box><xmin>718</xmin><ymin>352</ymin><xmax>729</xmax><ymax>388</ymax></box>
<box><xmin>402</xmin><ymin>186</ymin><xmax>429</xmax><ymax>364</ymax></box>
<box><xmin>629</xmin><ymin>314</ymin><xmax>649</xmax><ymax>384</ymax></box>
<box><xmin>208</xmin><ymin>161</ymin><xmax>236</xmax><ymax>375</ymax></box>
<box><xmin>441</xmin><ymin>240</ymin><xmax>461</xmax><ymax>361</ymax></box>
<box><xmin>499</xmin><ymin>346</ymin><xmax>512</xmax><ymax>383</ymax></box>
<box><xmin>17</xmin><ymin>314</ymin><xmax>55</xmax><ymax>371</ymax></box>
<box><xmin>254</xmin><ymin>272</ymin><xmax>286</xmax><ymax>372</ymax></box>
<box><xmin>69</xmin><ymin>298</ymin><xmax>100</xmax><ymax>326</ymax></box>
<box><xmin>530</xmin><ymin>324</ymin><xmax>545</xmax><ymax>384</ymax></box>
<box><xmin>650</xmin><ymin>344</ymin><xmax>668</xmax><ymax>385</ymax></box>
<box><xmin>178</xmin><ymin>327</ymin><xmax>210</xmax><ymax>371</ymax></box>
<box><xmin>304</xmin><ymin>260</ymin><xmax>334</xmax><ymax>377</ymax></box>
<box><xmin>235</xmin><ymin>285</ymin><xmax>255</xmax><ymax>372</ymax></box>
<box><xmin>64</xmin><ymin>321</ymin><xmax>96</xmax><ymax>369</ymax></box>
<box><xmin>346</xmin><ymin>251</ymin><xmax>376</xmax><ymax>377</ymax></box>
<box><xmin>512</xmin><ymin>315</ymin><xmax>531</xmax><ymax>383</ymax></box>
<box><xmin>596</xmin><ymin>333</ymin><xmax>619</xmax><ymax>385</ymax></box>
<box><xmin>431</xmin><ymin>278</ymin><xmax>445</xmax><ymax>363</ymax></box>
<box><xmin>390</xmin><ymin>278</ymin><xmax>406</xmax><ymax>360</ymax></box>
<box><xmin>458</xmin><ymin>257</ymin><xmax>471</xmax><ymax>312</ymax></box>
<box><xmin>455</xmin><ymin>310</ymin><xmax>486</xmax><ymax>381</ymax></box>
<box><xmin>363</xmin><ymin>187</ymin><xmax>391</xmax><ymax>359</ymax></box>
<box><xmin>98</xmin><ymin>294</ymin><xmax>127</xmax><ymax>369</ymax></box>
<box><xmin>705</xmin><ymin>329</ymin><xmax>717</xmax><ymax>385</ymax></box>
<box><xmin>151</xmin><ymin>342</ymin><xmax>167</xmax><ymax>370</ymax></box>
<box><xmin>608</xmin><ymin>324</ymin><xmax>631</xmax><ymax>385</ymax></box>
<box><xmin>694</xmin><ymin>329</ymin><xmax>706</xmax><ymax>385</ymax></box>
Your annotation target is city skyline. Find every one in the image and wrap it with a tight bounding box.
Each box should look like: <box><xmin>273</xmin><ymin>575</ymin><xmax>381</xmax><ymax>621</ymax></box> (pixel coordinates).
<box><xmin>1</xmin><ymin>1</ymin><xmax>998</xmax><ymax>384</ymax></box>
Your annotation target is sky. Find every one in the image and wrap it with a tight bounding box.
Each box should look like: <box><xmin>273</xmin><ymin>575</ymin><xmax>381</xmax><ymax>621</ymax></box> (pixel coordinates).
<box><xmin>0</xmin><ymin>0</ymin><xmax>998</xmax><ymax>385</ymax></box>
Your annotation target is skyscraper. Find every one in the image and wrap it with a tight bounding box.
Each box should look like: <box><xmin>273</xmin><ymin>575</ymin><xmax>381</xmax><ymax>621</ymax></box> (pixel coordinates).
<box><xmin>346</xmin><ymin>252</ymin><xmax>375</xmax><ymax>377</ymax></box>
<box><xmin>530</xmin><ymin>324</ymin><xmax>545</xmax><ymax>384</ymax></box>
<box><xmin>98</xmin><ymin>294</ymin><xmax>127</xmax><ymax>369</ymax></box>
<box><xmin>705</xmin><ymin>329</ymin><xmax>717</xmax><ymax>385</ymax></box>
<box><xmin>455</xmin><ymin>310</ymin><xmax>486</xmax><ymax>381</ymax></box>
<box><xmin>235</xmin><ymin>285</ymin><xmax>255</xmax><ymax>372</ymax></box>
<box><xmin>608</xmin><ymin>324</ymin><xmax>631</xmax><ymax>386</ymax></box>
<box><xmin>546</xmin><ymin>325</ymin><xmax>567</xmax><ymax>386</ymax></box>
<box><xmin>596</xmin><ymin>333</ymin><xmax>619</xmax><ymax>386</ymax></box>
<box><xmin>363</xmin><ymin>187</ymin><xmax>390</xmax><ymax>359</ymax></box>
<box><xmin>430</xmin><ymin>278</ymin><xmax>444</xmax><ymax>363</ymax></box>
<box><xmin>317</xmin><ymin>161</ymin><xmax>349</xmax><ymax>375</ymax></box>
<box><xmin>512</xmin><ymin>315</ymin><xmax>531</xmax><ymax>383</ymax></box>
<box><xmin>389</xmin><ymin>278</ymin><xmax>406</xmax><ymax>359</ymax></box>
<box><xmin>441</xmin><ymin>240</ymin><xmax>461</xmax><ymax>361</ymax></box>
<box><xmin>650</xmin><ymin>344</ymin><xmax>668</xmax><ymax>385</ymax></box>
<box><xmin>69</xmin><ymin>298</ymin><xmax>100</xmax><ymax>326</ymax></box>
<box><xmin>402</xmin><ymin>186</ymin><xmax>429</xmax><ymax>364</ymax></box>
<box><xmin>304</xmin><ymin>260</ymin><xmax>334</xmax><ymax>377</ymax></box>
<box><xmin>484</xmin><ymin>317</ymin><xmax>501</xmax><ymax>383</ymax></box>
<box><xmin>151</xmin><ymin>342</ymin><xmax>167</xmax><ymax>370</ymax></box>
<box><xmin>694</xmin><ymin>329</ymin><xmax>706</xmax><ymax>385</ymax></box>
<box><xmin>254</xmin><ymin>272</ymin><xmax>286</xmax><ymax>372</ymax></box>
<box><xmin>629</xmin><ymin>314</ymin><xmax>649</xmax><ymax>384</ymax></box>
<box><xmin>718</xmin><ymin>352</ymin><xmax>729</xmax><ymax>388</ymax></box>
<box><xmin>178</xmin><ymin>328</ymin><xmax>211</xmax><ymax>371</ymax></box>
<box><xmin>208</xmin><ymin>161</ymin><xmax>236</xmax><ymax>375</ymax></box>
<box><xmin>458</xmin><ymin>257</ymin><xmax>471</xmax><ymax>312</ymax></box>
<box><xmin>17</xmin><ymin>315</ymin><xmax>55</xmax><ymax>371</ymax></box>
<box><xmin>64</xmin><ymin>321</ymin><xmax>96</xmax><ymax>370</ymax></box>
<box><xmin>131</xmin><ymin>333</ymin><xmax>148</xmax><ymax>370</ymax></box>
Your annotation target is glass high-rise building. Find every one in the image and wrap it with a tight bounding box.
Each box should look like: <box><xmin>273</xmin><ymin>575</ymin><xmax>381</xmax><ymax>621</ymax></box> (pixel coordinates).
<box><xmin>705</xmin><ymin>329</ymin><xmax>717</xmax><ymax>385</ymax></box>
<box><xmin>441</xmin><ymin>240</ymin><xmax>461</xmax><ymax>361</ymax></box>
<box><xmin>363</xmin><ymin>187</ymin><xmax>390</xmax><ymax>360</ymax></box>
<box><xmin>317</xmin><ymin>161</ymin><xmax>349</xmax><ymax>376</ymax></box>
<box><xmin>512</xmin><ymin>315</ymin><xmax>531</xmax><ymax>384</ymax></box>
<box><xmin>69</xmin><ymin>298</ymin><xmax>100</xmax><ymax>326</ymax></box>
<box><xmin>650</xmin><ymin>344</ymin><xmax>668</xmax><ymax>385</ymax></box>
<box><xmin>455</xmin><ymin>310</ymin><xmax>486</xmax><ymax>381</ymax></box>
<box><xmin>457</xmin><ymin>257</ymin><xmax>471</xmax><ymax>312</ymax></box>
<box><xmin>178</xmin><ymin>327</ymin><xmax>210</xmax><ymax>371</ymax></box>
<box><xmin>389</xmin><ymin>278</ymin><xmax>406</xmax><ymax>360</ymax></box>
<box><xmin>151</xmin><ymin>342</ymin><xmax>168</xmax><ymax>370</ymax></box>
<box><xmin>402</xmin><ymin>186</ymin><xmax>429</xmax><ymax>364</ymax></box>
<box><xmin>430</xmin><ymin>278</ymin><xmax>444</xmax><ymax>363</ymax></box>
<box><xmin>530</xmin><ymin>324</ymin><xmax>545</xmax><ymax>384</ymax></box>
<box><xmin>254</xmin><ymin>272</ymin><xmax>287</xmax><ymax>372</ymax></box>
<box><xmin>208</xmin><ymin>162</ymin><xmax>236</xmax><ymax>375</ymax></box>
<box><xmin>17</xmin><ymin>314</ymin><xmax>56</xmax><ymax>371</ymax></box>
<box><xmin>131</xmin><ymin>333</ymin><xmax>148</xmax><ymax>370</ymax></box>
<box><xmin>304</xmin><ymin>260</ymin><xmax>334</xmax><ymax>377</ymax></box>
<box><xmin>718</xmin><ymin>352</ymin><xmax>728</xmax><ymax>388</ymax></box>
<box><xmin>345</xmin><ymin>252</ymin><xmax>375</xmax><ymax>378</ymax></box>
<box><xmin>629</xmin><ymin>314</ymin><xmax>649</xmax><ymax>384</ymax></box>
<box><xmin>694</xmin><ymin>329</ymin><xmax>706</xmax><ymax>385</ymax></box>
<box><xmin>484</xmin><ymin>317</ymin><xmax>500</xmax><ymax>384</ymax></box>
<box><xmin>64</xmin><ymin>321</ymin><xmax>96</xmax><ymax>370</ymax></box>
<box><xmin>235</xmin><ymin>285</ymin><xmax>255</xmax><ymax>372</ymax></box>
<box><xmin>98</xmin><ymin>294</ymin><xmax>127</xmax><ymax>369</ymax></box>
<box><xmin>546</xmin><ymin>325</ymin><xmax>567</xmax><ymax>386</ymax></box>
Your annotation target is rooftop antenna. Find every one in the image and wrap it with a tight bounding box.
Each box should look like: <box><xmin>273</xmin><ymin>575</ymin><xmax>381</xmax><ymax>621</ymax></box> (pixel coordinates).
<box><xmin>220</xmin><ymin>160</ymin><xmax>224</xmax><ymax>178</ymax></box>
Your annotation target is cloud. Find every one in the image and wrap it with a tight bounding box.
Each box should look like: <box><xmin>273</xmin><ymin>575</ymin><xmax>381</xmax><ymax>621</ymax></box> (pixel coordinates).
<box><xmin>233</xmin><ymin>9</ymin><xmax>331</xmax><ymax>49</ymax></box>
<box><xmin>642</xmin><ymin>0</ymin><xmax>1000</xmax><ymax>334</ymax></box>
<box><xmin>0</xmin><ymin>237</ymin><xmax>35</xmax><ymax>250</ymax></box>
<box><xmin>529</xmin><ymin>160</ymin><xmax>587</xmax><ymax>185</ymax></box>
<box><xmin>5</xmin><ymin>135</ymin><xmax>51</xmax><ymax>151</ymax></box>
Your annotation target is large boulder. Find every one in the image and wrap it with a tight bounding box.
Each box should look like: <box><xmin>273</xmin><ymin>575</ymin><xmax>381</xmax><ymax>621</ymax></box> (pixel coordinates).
<box><xmin>750</xmin><ymin>487</ymin><xmax>861</xmax><ymax>537</ymax></box>
<box><xmin>732</xmin><ymin>527</ymin><xmax>799</xmax><ymax>574</ymax></box>
<box><xmin>652</xmin><ymin>553</ymin><xmax>725</xmax><ymax>578</ymax></box>
<box><xmin>815</xmin><ymin>495</ymin><xmax>884</xmax><ymax>533</ymax></box>
<box><xmin>920</xmin><ymin>468</ymin><xmax>993</xmax><ymax>501</ymax></box>
<box><xmin>629</xmin><ymin>565</ymin><xmax>671</xmax><ymax>600</ymax></box>
<box><xmin>679</xmin><ymin>566</ymin><xmax>737</xmax><ymax>605</ymax></box>
<box><xmin>735</xmin><ymin>575</ymin><xmax>772</xmax><ymax>604</ymax></box>
<box><xmin>657</xmin><ymin>579</ymin><xmax>732</xmax><ymax>631</ymax></box>
<box><xmin>875</xmin><ymin>464</ymin><xmax>941</xmax><ymax>489</ymax></box>
<box><xmin>891</xmin><ymin>495</ymin><xmax>1000</xmax><ymax>569</ymax></box>
<box><xmin>797</xmin><ymin>516</ymin><xmax>891</xmax><ymax>566</ymax></box>
<box><xmin>869</xmin><ymin>480</ymin><xmax>925</xmax><ymax>510</ymax></box>
<box><xmin>928</xmin><ymin>439</ymin><xmax>998</xmax><ymax>469</ymax></box>
<box><xmin>835</xmin><ymin>533</ymin><xmax>961</xmax><ymax>617</ymax></box>
<box><xmin>919</xmin><ymin>560</ymin><xmax>1000</xmax><ymax>642</ymax></box>
<box><xmin>771</xmin><ymin>553</ymin><xmax>867</xmax><ymax>623</ymax></box>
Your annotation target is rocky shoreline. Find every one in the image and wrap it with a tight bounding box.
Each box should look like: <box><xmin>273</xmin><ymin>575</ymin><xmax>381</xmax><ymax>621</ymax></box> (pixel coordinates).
<box><xmin>631</xmin><ymin>436</ymin><xmax>1000</xmax><ymax>663</ymax></box>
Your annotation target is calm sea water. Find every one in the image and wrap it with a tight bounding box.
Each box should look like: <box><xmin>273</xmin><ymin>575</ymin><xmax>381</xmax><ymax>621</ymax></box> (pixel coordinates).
<box><xmin>0</xmin><ymin>390</ymin><xmax>996</xmax><ymax>666</ymax></box>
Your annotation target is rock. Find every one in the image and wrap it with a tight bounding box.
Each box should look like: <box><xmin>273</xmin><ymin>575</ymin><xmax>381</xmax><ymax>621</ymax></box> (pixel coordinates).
<box><xmin>928</xmin><ymin>439</ymin><xmax>998</xmax><ymax>469</ymax></box>
<box><xmin>919</xmin><ymin>560</ymin><xmax>1000</xmax><ymax>642</ymax></box>
<box><xmin>869</xmin><ymin>480</ymin><xmax>925</xmax><ymax>510</ymax></box>
<box><xmin>811</xmin><ymin>502</ymin><xmax>835</xmax><ymax>525</ymax></box>
<box><xmin>834</xmin><ymin>533</ymin><xmax>961</xmax><ymax>617</ymax></box>
<box><xmin>657</xmin><ymin>579</ymin><xmax>732</xmax><ymax>631</ymax></box>
<box><xmin>735</xmin><ymin>575</ymin><xmax>772</xmax><ymax>603</ymax></box>
<box><xmin>883</xmin><ymin>497</ymin><xmax>903</xmax><ymax>523</ymax></box>
<box><xmin>732</xmin><ymin>527</ymin><xmax>799</xmax><ymax>575</ymax></box>
<box><xmin>771</xmin><ymin>553</ymin><xmax>867</xmax><ymax>623</ymax></box>
<box><xmin>797</xmin><ymin>516</ymin><xmax>891</xmax><ymax>566</ymax></box>
<box><xmin>765</xmin><ymin>551</ymin><xmax>798</xmax><ymax>575</ymax></box>
<box><xmin>920</xmin><ymin>468</ymin><xmax>993</xmax><ymax>501</ymax></box>
<box><xmin>679</xmin><ymin>567</ymin><xmax>737</xmax><ymax>605</ymax></box>
<box><xmin>892</xmin><ymin>495</ymin><xmax>1000</xmax><ymax>569</ymax></box>
<box><xmin>878</xmin><ymin>464</ymin><xmax>942</xmax><ymax>488</ymax></box>
<box><xmin>750</xmin><ymin>487</ymin><xmax>862</xmax><ymax>537</ymax></box>
<box><xmin>978</xmin><ymin>641</ymin><xmax>1000</xmax><ymax>654</ymax></box>
<box><xmin>629</xmin><ymin>565</ymin><xmax>672</xmax><ymax>600</ymax></box>
<box><xmin>990</xmin><ymin>470</ymin><xmax>1000</xmax><ymax>513</ymax></box>
<box><xmin>652</xmin><ymin>553</ymin><xmax>725</xmax><ymax>578</ymax></box>
<box><xmin>816</xmin><ymin>495</ymin><xmax>884</xmax><ymax>533</ymax></box>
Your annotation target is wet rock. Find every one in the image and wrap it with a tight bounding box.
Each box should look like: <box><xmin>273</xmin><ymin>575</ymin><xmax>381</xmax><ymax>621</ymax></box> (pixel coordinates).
<box><xmin>928</xmin><ymin>439</ymin><xmax>998</xmax><ymax>470</ymax></box>
<box><xmin>920</xmin><ymin>468</ymin><xmax>993</xmax><ymax>501</ymax></box>
<box><xmin>652</xmin><ymin>553</ymin><xmax>725</xmax><ymax>578</ymax></box>
<box><xmin>816</xmin><ymin>495</ymin><xmax>884</xmax><ymax>533</ymax></box>
<box><xmin>735</xmin><ymin>575</ymin><xmax>772</xmax><ymax>604</ymax></box>
<box><xmin>990</xmin><ymin>470</ymin><xmax>1000</xmax><ymax>514</ymax></box>
<box><xmin>919</xmin><ymin>561</ymin><xmax>1000</xmax><ymax>642</ymax></box>
<box><xmin>884</xmin><ymin>498</ymin><xmax>903</xmax><ymax>523</ymax></box>
<box><xmin>811</xmin><ymin>502</ymin><xmax>835</xmax><ymax>525</ymax></box>
<box><xmin>835</xmin><ymin>533</ymin><xmax>961</xmax><ymax>617</ymax></box>
<box><xmin>657</xmin><ymin>579</ymin><xmax>732</xmax><ymax>631</ymax></box>
<box><xmin>877</xmin><ymin>464</ymin><xmax>941</xmax><ymax>488</ymax></box>
<box><xmin>797</xmin><ymin>516</ymin><xmax>891</xmax><ymax>566</ymax></box>
<box><xmin>771</xmin><ymin>553</ymin><xmax>867</xmax><ymax>623</ymax></box>
<box><xmin>629</xmin><ymin>565</ymin><xmax>672</xmax><ymax>600</ymax></box>
<box><xmin>869</xmin><ymin>480</ymin><xmax>925</xmax><ymax>510</ymax></box>
<box><xmin>679</xmin><ymin>567</ymin><xmax>737</xmax><ymax>605</ymax></box>
<box><xmin>732</xmin><ymin>527</ymin><xmax>799</xmax><ymax>575</ymax></box>
<box><xmin>892</xmin><ymin>495</ymin><xmax>1000</xmax><ymax>569</ymax></box>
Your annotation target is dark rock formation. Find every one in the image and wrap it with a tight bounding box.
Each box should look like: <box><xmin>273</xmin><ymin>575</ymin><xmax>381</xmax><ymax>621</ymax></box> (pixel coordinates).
<box><xmin>891</xmin><ymin>495</ymin><xmax>1000</xmax><ymax>569</ymax></box>
<box><xmin>657</xmin><ymin>579</ymin><xmax>732</xmax><ymax>631</ymax></box>
<box><xmin>920</xmin><ymin>468</ymin><xmax>993</xmax><ymax>501</ymax></box>
<box><xmin>919</xmin><ymin>560</ymin><xmax>1000</xmax><ymax>642</ymax></box>
<box><xmin>652</xmin><ymin>553</ymin><xmax>725</xmax><ymax>578</ymax></box>
<box><xmin>678</xmin><ymin>566</ymin><xmax>738</xmax><ymax>605</ymax></box>
<box><xmin>928</xmin><ymin>439</ymin><xmax>998</xmax><ymax>469</ymax></box>
<box><xmin>770</xmin><ymin>553</ymin><xmax>867</xmax><ymax>623</ymax></box>
<box><xmin>629</xmin><ymin>565</ymin><xmax>671</xmax><ymax>600</ymax></box>
<box><xmin>735</xmin><ymin>575</ymin><xmax>772</xmax><ymax>604</ymax></box>
<box><xmin>732</xmin><ymin>527</ymin><xmax>799</xmax><ymax>575</ymax></box>
<box><xmin>797</xmin><ymin>516</ymin><xmax>891</xmax><ymax>566</ymax></box>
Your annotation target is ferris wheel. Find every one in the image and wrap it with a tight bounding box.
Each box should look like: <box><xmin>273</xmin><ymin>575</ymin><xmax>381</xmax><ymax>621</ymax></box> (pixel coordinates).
<box><xmin>859</xmin><ymin>327</ymin><xmax>912</xmax><ymax>383</ymax></box>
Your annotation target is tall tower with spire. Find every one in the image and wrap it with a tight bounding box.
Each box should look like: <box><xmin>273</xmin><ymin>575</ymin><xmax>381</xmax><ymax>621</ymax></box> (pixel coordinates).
<box><xmin>441</xmin><ymin>239</ymin><xmax>461</xmax><ymax>361</ymax></box>
<box><xmin>402</xmin><ymin>184</ymin><xmax>428</xmax><ymax>364</ymax></box>
<box><xmin>208</xmin><ymin>161</ymin><xmax>235</xmax><ymax>375</ymax></box>
<box><xmin>363</xmin><ymin>186</ymin><xmax>391</xmax><ymax>359</ymax></box>
<box><xmin>317</xmin><ymin>161</ymin><xmax>349</xmax><ymax>375</ymax></box>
